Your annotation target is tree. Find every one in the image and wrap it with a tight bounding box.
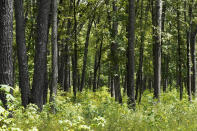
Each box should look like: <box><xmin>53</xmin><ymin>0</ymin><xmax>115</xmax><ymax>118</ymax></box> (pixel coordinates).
<box><xmin>190</xmin><ymin>22</ymin><xmax>197</xmax><ymax>98</ymax></box>
<box><xmin>80</xmin><ymin>17</ymin><xmax>94</xmax><ymax>92</ymax></box>
<box><xmin>185</xmin><ymin>0</ymin><xmax>192</xmax><ymax>101</ymax></box>
<box><xmin>127</xmin><ymin>0</ymin><xmax>136</xmax><ymax>108</ymax></box>
<box><xmin>31</xmin><ymin>0</ymin><xmax>51</xmax><ymax>110</ymax></box>
<box><xmin>14</xmin><ymin>0</ymin><xmax>31</xmax><ymax>107</ymax></box>
<box><xmin>0</xmin><ymin>0</ymin><xmax>14</xmax><ymax>108</ymax></box>
<box><xmin>153</xmin><ymin>0</ymin><xmax>162</xmax><ymax>101</ymax></box>
<box><xmin>177</xmin><ymin>1</ymin><xmax>183</xmax><ymax>100</ymax></box>
<box><xmin>110</xmin><ymin>0</ymin><xmax>122</xmax><ymax>103</ymax></box>
<box><xmin>50</xmin><ymin>0</ymin><xmax>58</xmax><ymax>112</ymax></box>
<box><xmin>72</xmin><ymin>0</ymin><xmax>78</xmax><ymax>98</ymax></box>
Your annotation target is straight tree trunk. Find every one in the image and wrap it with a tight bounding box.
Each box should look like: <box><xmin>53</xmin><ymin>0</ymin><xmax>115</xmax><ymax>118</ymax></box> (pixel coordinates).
<box><xmin>50</xmin><ymin>0</ymin><xmax>58</xmax><ymax>112</ymax></box>
<box><xmin>31</xmin><ymin>0</ymin><xmax>51</xmax><ymax>110</ymax></box>
<box><xmin>153</xmin><ymin>0</ymin><xmax>162</xmax><ymax>101</ymax></box>
<box><xmin>190</xmin><ymin>22</ymin><xmax>197</xmax><ymax>98</ymax></box>
<box><xmin>93</xmin><ymin>45</ymin><xmax>98</xmax><ymax>91</ymax></box>
<box><xmin>14</xmin><ymin>0</ymin><xmax>31</xmax><ymax>107</ymax></box>
<box><xmin>93</xmin><ymin>39</ymin><xmax>103</xmax><ymax>92</ymax></box>
<box><xmin>127</xmin><ymin>0</ymin><xmax>136</xmax><ymax>108</ymax></box>
<box><xmin>161</xmin><ymin>2</ymin><xmax>168</xmax><ymax>93</ymax></box>
<box><xmin>177</xmin><ymin>3</ymin><xmax>183</xmax><ymax>100</ymax></box>
<box><xmin>43</xmin><ymin>11</ymin><xmax>52</xmax><ymax>105</ymax></box>
<box><xmin>110</xmin><ymin>0</ymin><xmax>122</xmax><ymax>103</ymax></box>
<box><xmin>185</xmin><ymin>0</ymin><xmax>192</xmax><ymax>101</ymax></box>
<box><xmin>72</xmin><ymin>0</ymin><xmax>77</xmax><ymax>98</ymax></box>
<box><xmin>80</xmin><ymin>18</ymin><xmax>94</xmax><ymax>92</ymax></box>
<box><xmin>0</xmin><ymin>0</ymin><xmax>14</xmax><ymax>108</ymax></box>
<box><xmin>135</xmin><ymin>0</ymin><xmax>149</xmax><ymax>101</ymax></box>
<box><xmin>64</xmin><ymin>44</ymin><xmax>70</xmax><ymax>92</ymax></box>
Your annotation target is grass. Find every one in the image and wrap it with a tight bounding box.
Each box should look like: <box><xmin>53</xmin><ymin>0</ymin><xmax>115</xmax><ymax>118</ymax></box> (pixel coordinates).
<box><xmin>1</xmin><ymin>86</ymin><xmax>197</xmax><ymax>130</ymax></box>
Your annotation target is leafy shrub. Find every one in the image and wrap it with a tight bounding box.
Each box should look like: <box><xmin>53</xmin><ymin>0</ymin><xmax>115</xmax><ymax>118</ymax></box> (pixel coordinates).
<box><xmin>1</xmin><ymin>86</ymin><xmax>197</xmax><ymax>130</ymax></box>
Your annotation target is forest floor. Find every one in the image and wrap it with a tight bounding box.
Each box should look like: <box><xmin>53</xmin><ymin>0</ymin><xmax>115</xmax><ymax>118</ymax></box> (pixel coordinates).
<box><xmin>1</xmin><ymin>86</ymin><xmax>197</xmax><ymax>130</ymax></box>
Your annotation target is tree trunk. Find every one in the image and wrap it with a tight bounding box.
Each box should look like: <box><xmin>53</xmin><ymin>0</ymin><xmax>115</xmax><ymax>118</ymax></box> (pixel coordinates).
<box><xmin>161</xmin><ymin>1</ymin><xmax>168</xmax><ymax>93</ymax></box>
<box><xmin>80</xmin><ymin>18</ymin><xmax>94</xmax><ymax>92</ymax></box>
<box><xmin>186</xmin><ymin>1</ymin><xmax>192</xmax><ymax>101</ymax></box>
<box><xmin>50</xmin><ymin>0</ymin><xmax>58</xmax><ymax>113</ymax></box>
<box><xmin>63</xmin><ymin>0</ymin><xmax>72</xmax><ymax>92</ymax></box>
<box><xmin>190</xmin><ymin>23</ymin><xmax>197</xmax><ymax>98</ymax></box>
<box><xmin>0</xmin><ymin>0</ymin><xmax>14</xmax><ymax>108</ymax></box>
<box><xmin>177</xmin><ymin>2</ymin><xmax>183</xmax><ymax>100</ymax></box>
<box><xmin>72</xmin><ymin>0</ymin><xmax>77</xmax><ymax>99</ymax></box>
<box><xmin>135</xmin><ymin>0</ymin><xmax>149</xmax><ymax>101</ymax></box>
<box><xmin>14</xmin><ymin>0</ymin><xmax>31</xmax><ymax>107</ymax></box>
<box><xmin>127</xmin><ymin>0</ymin><xmax>136</xmax><ymax>108</ymax></box>
<box><xmin>64</xmin><ymin>44</ymin><xmax>70</xmax><ymax>92</ymax></box>
<box><xmin>31</xmin><ymin>0</ymin><xmax>51</xmax><ymax>110</ymax></box>
<box><xmin>93</xmin><ymin>47</ymin><xmax>98</xmax><ymax>91</ymax></box>
<box><xmin>110</xmin><ymin>0</ymin><xmax>122</xmax><ymax>103</ymax></box>
<box><xmin>153</xmin><ymin>0</ymin><xmax>162</xmax><ymax>101</ymax></box>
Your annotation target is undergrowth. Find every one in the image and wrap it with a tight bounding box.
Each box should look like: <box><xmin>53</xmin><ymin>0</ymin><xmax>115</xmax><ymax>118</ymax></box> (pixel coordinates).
<box><xmin>1</xmin><ymin>86</ymin><xmax>197</xmax><ymax>131</ymax></box>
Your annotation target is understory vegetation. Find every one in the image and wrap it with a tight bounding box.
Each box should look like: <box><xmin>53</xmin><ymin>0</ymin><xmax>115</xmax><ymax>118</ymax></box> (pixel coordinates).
<box><xmin>1</xmin><ymin>86</ymin><xmax>197</xmax><ymax>130</ymax></box>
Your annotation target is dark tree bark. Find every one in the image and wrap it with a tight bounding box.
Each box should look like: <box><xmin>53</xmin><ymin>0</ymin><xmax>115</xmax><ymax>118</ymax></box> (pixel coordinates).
<box><xmin>97</xmin><ymin>64</ymin><xmax>101</xmax><ymax>89</ymax></box>
<box><xmin>127</xmin><ymin>0</ymin><xmax>136</xmax><ymax>108</ymax></box>
<box><xmin>153</xmin><ymin>0</ymin><xmax>162</xmax><ymax>101</ymax></box>
<box><xmin>185</xmin><ymin>0</ymin><xmax>192</xmax><ymax>101</ymax></box>
<box><xmin>64</xmin><ymin>0</ymin><xmax>72</xmax><ymax>92</ymax></box>
<box><xmin>161</xmin><ymin>2</ymin><xmax>168</xmax><ymax>93</ymax></box>
<box><xmin>177</xmin><ymin>3</ymin><xmax>183</xmax><ymax>100</ymax></box>
<box><xmin>64</xmin><ymin>44</ymin><xmax>70</xmax><ymax>92</ymax></box>
<box><xmin>190</xmin><ymin>22</ymin><xmax>197</xmax><ymax>98</ymax></box>
<box><xmin>14</xmin><ymin>0</ymin><xmax>31</xmax><ymax>107</ymax></box>
<box><xmin>31</xmin><ymin>0</ymin><xmax>51</xmax><ymax>110</ymax></box>
<box><xmin>50</xmin><ymin>0</ymin><xmax>58</xmax><ymax>111</ymax></box>
<box><xmin>111</xmin><ymin>76</ymin><xmax>115</xmax><ymax>97</ymax></box>
<box><xmin>72</xmin><ymin>0</ymin><xmax>77</xmax><ymax>99</ymax></box>
<box><xmin>93</xmin><ymin>44</ymin><xmax>98</xmax><ymax>91</ymax></box>
<box><xmin>139</xmin><ymin>76</ymin><xmax>147</xmax><ymax>103</ymax></box>
<box><xmin>93</xmin><ymin>38</ymin><xmax>103</xmax><ymax>92</ymax></box>
<box><xmin>80</xmin><ymin>18</ymin><xmax>94</xmax><ymax>92</ymax></box>
<box><xmin>135</xmin><ymin>0</ymin><xmax>149</xmax><ymax>101</ymax></box>
<box><xmin>110</xmin><ymin>0</ymin><xmax>122</xmax><ymax>103</ymax></box>
<box><xmin>0</xmin><ymin>0</ymin><xmax>14</xmax><ymax>108</ymax></box>
<box><xmin>162</xmin><ymin>55</ymin><xmax>169</xmax><ymax>92</ymax></box>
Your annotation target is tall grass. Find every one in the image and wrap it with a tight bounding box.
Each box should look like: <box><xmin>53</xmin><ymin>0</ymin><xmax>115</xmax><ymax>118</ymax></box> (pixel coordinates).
<box><xmin>1</xmin><ymin>86</ymin><xmax>197</xmax><ymax>130</ymax></box>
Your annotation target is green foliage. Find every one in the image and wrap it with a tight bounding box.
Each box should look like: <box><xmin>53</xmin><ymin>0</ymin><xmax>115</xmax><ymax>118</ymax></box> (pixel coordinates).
<box><xmin>0</xmin><ymin>87</ymin><xmax>197</xmax><ymax>130</ymax></box>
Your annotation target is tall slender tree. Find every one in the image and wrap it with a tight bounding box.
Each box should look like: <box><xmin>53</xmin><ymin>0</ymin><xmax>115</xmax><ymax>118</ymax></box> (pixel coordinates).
<box><xmin>50</xmin><ymin>0</ymin><xmax>58</xmax><ymax>111</ymax></box>
<box><xmin>190</xmin><ymin>22</ymin><xmax>197</xmax><ymax>98</ymax></box>
<box><xmin>110</xmin><ymin>0</ymin><xmax>122</xmax><ymax>103</ymax></box>
<box><xmin>80</xmin><ymin>17</ymin><xmax>94</xmax><ymax>92</ymax></box>
<box><xmin>14</xmin><ymin>0</ymin><xmax>31</xmax><ymax>107</ymax></box>
<box><xmin>177</xmin><ymin>1</ymin><xmax>183</xmax><ymax>100</ymax></box>
<box><xmin>127</xmin><ymin>0</ymin><xmax>136</xmax><ymax>108</ymax></box>
<box><xmin>185</xmin><ymin>0</ymin><xmax>192</xmax><ymax>101</ymax></box>
<box><xmin>72</xmin><ymin>0</ymin><xmax>78</xmax><ymax>98</ymax></box>
<box><xmin>153</xmin><ymin>0</ymin><xmax>162</xmax><ymax>101</ymax></box>
<box><xmin>31</xmin><ymin>0</ymin><xmax>51</xmax><ymax>110</ymax></box>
